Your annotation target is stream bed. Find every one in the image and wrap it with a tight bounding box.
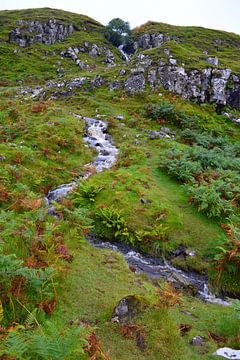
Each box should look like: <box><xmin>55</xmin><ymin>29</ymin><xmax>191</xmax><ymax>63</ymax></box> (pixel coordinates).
<box><xmin>45</xmin><ymin>115</ymin><xmax>230</xmax><ymax>306</ymax></box>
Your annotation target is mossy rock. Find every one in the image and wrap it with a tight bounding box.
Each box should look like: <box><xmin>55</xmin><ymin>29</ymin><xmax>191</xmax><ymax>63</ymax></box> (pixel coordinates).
<box><xmin>111</xmin><ymin>295</ymin><xmax>146</xmax><ymax>324</ymax></box>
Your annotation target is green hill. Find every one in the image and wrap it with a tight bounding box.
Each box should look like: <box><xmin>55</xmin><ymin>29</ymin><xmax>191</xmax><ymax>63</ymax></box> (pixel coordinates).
<box><xmin>0</xmin><ymin>8</ymin><xmax>240</xmax><ymax>360</ymax></box>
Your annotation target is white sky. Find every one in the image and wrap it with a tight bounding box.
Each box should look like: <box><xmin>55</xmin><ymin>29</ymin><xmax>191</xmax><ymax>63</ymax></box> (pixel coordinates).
<box><xmin>1</xmin><ymin>0</ymin><xmax>240</xmax><ymax>35</ymax></box>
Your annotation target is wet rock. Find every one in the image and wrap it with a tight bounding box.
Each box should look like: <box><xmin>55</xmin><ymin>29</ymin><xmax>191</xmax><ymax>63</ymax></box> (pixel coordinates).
<box><xmin>190</xmin><ymin>336</ymin><xmax>206</xmax><ymax>346</ymax></box>
<box><xmin>172</xmin><ymin>246</ymin><xmax>196</xmax><ymax>258</ymax></box>
<box><xmin>10</xmin><ymin>19</ymin><xmax>74</xmax><ymax>47</ymax></box>
<box><xmin>213</xmin><ymin>347</ymin><xmax>240</xmax><ymax>359</ymax></box>
<box><xmin>172</xmin><ymin>245</ymin><xmax>187</xmax><ymax>257</ymax></box>
<box><xmin>111</xmin><ymin>295</ymin><xmax>143</xmax><ymax>324</ymax></box>
<box><xmin>125</xmin><ymin>73</ymin><xmax>145</xmax><ymax>93</ymax></box>
<box><xmin>205</xmin><ymin>57</ymin><xmax>218</xmax><ymax>66</ymax></box>
<box><xmin>172</xmin><ymin>276</ymin><xmax>198</xmax><ymax>296</ymax></box>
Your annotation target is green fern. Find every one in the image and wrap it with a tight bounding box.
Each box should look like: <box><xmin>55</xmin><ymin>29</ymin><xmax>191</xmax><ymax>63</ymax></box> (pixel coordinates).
<box><xmin>30</xmin><ymin>321</ymin><xmax>87</xmax><ymax>360</ymax></box>
<box><xmin>0</xmin><ymin>329</ymin><xmax>30</xmax><ymax>360</ymax></box>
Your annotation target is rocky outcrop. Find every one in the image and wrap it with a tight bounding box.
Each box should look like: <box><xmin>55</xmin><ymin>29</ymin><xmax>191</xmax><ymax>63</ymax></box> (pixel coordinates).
<box><xmin>9</xmin><ymin>19</ymin><xmax>74</xmax><ymax>47</ymax></box>
<box><xmin>134</xmin><ymin>32</ymin><xmax>179</xmax><ymax>50</ymax></box>
<box><xmin>150</xmin><ymin>63</ymin><xmax>238</xmax><ymax>107</ymax></box>
<box><xmin>127</xmin><ymin>55</ymin><xmax>240</xmax><ymax>107</ymax></box>
<box><xmin>60</xmin><ymin>44</ymin><xmax>116</xmax><ymax>69</ymax></box>
<box><xmin>125</xmin><ymin>73</ymin><xmax>145</xmax><ymax>93</ymax></box>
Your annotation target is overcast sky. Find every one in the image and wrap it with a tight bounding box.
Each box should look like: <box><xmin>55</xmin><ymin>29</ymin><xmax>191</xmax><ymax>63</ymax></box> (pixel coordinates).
<box><xmin>1</xmin><ymin>0</ymin><xmax>240</xmax><ymax>35</ymax></box>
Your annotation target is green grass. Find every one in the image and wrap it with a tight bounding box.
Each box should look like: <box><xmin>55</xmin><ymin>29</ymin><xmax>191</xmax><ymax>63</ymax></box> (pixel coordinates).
<box><xmin>51</xmin><ymin>238</ymin><xmax>239</xmax><ymax>359</ymax></box>
<box><xmin>0</xmin><ymin>8</ymin><xmax>240</xmax><ymax>358</ymax></box>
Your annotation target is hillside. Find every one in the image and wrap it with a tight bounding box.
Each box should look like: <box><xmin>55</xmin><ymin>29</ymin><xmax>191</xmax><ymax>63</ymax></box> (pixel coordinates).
<box><xmin>0</xmin><ymin>8</ymin><xmax>240</xmax><ymax>360</ymax></box>
<box><xmin>133</xmin><ymin>21</ymin><xmax>240</xmax><ymax>73</ymax></box>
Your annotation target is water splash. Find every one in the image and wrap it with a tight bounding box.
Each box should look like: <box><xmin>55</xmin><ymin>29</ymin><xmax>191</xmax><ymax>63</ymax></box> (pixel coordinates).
<box><xmin>87</xmin><ymin>235</ymin><xmax>230</xmax><ymax>306</ymax></box>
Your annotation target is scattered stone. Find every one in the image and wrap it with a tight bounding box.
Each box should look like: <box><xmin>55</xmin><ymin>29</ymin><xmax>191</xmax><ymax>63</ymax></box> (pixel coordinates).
<box><xmin>160</xmin><ymin>127</ymin><xmax>176</xmax><ymax>136</ymax></box>
<box><xmin>190</xmin><ymin>336</ymin><xmax>206</xmax><ymax>346</ymax></box>
<box><xmin>205</xmin><ymin>57</ymin><xmax>219</xmax><ymax>66</ymax></box>
<box><xmin>169</xmin><ymin>58</ymin><xmax>177</xmax><ymax>66</ymax></box>
<box><xmin>140</xmin><ymin>198</ymin><xmax>152</xmax><ymax>204</ymax></box>
<box><xmin>146</xmin><ymin>129</ymin><xmax>172</xmax><ymax>140</ymax></box>
<box><xmin>115</xmin><ymin>115</ymin><xmax>124</xmax><ymax>120</ymax></box>
<box><xmin>111</xmin><ymin>295</ymin><xmax>143</xmax><ymax>324</ymax></box>
<box><xmin>213</xmin><ymin>347</ymin><xmax>240</xmax><ymax>359</ymax></box>
<box><xmin>164</xmin><ymin>48</ymin><xmax>170</xmax><ymax>56</ymax></box>
<box><xmin>119</xmin><ymin>69</ymin><xmax>126</xmax><ymax>76</ymax></box>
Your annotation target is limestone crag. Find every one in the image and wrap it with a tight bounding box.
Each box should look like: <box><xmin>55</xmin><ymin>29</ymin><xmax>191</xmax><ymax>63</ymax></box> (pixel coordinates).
<box><xmin>9</xmin><ymin>19</ymin><xmax>74</xmax><ymax>47</ymax></box>
<box><xmin>124</xmin><ymin>55</ymin><xmax>240</xmax><ymax>108</ymax></box>
<box><xmin>134</xmin><ymin>33</ymin><xmax>179</xmax><ymax>50</ymax></box>
<box><xmin>60</xmin><ymin>43</ymin><xmax>116</xmax><ymax>69</ymax></box>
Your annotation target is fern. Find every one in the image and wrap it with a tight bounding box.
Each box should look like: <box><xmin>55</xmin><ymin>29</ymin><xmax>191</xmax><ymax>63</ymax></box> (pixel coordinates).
<box><xmin>73</xmin><ymin>182</ymin><xmax>103</xmax><ymax>205</ymax></box>
<box><xmin>31</xmin><ymin>321</ymin><xmax>87</xmax><ymax>360</ymax></box>
<box><xmin>0</xmin><ymin>330</ymin><xmax>30</xmax><ymax>359</ymax></box>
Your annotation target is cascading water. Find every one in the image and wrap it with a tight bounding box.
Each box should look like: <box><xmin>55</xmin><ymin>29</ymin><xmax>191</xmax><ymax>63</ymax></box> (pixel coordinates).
<box><xmin>45</xmin><ymin>115</ymin><xmax>118</xmax><ymax>210</ymax></box>
<box><xmin>118</xmin><ymin>44</ymin><xmax>130</xmax><ymax>62</ymax></box>
<box><xmin>45</xmin><ymin>114</ymin><xmax>230</xmax><ymax>306</ymax></box>
<box><xmin>87</xmin><ymin>235</ymin><xmax>230</xmax><ymax>306</ymax></box>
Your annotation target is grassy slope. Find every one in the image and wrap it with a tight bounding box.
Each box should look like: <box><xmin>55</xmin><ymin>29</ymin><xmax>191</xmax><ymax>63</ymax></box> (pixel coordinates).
<box><xmin>0</xmin><ymin>8</ymin><xmax>123</xmax><ymax>84</ymax></box>
<box><xmin>1</xmin><ymin>86</ymin><xmax>239</xmax><ymax>358</ymax></box>
<box><xmin>1</xmin><ymin>8</ymin><xmax>240</xmax><ymax>359</ymax></box>
<box><xmin>133</xmin><ymin>21</ymin><xmax>240</xmax><ymax>73</ymax></box>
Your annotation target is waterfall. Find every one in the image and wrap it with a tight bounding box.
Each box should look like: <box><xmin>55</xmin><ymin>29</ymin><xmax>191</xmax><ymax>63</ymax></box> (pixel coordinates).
<box><xmin>118</xmin><ymin>44</ymin><xmax>130</xmax><ymax>62</ymax></box>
